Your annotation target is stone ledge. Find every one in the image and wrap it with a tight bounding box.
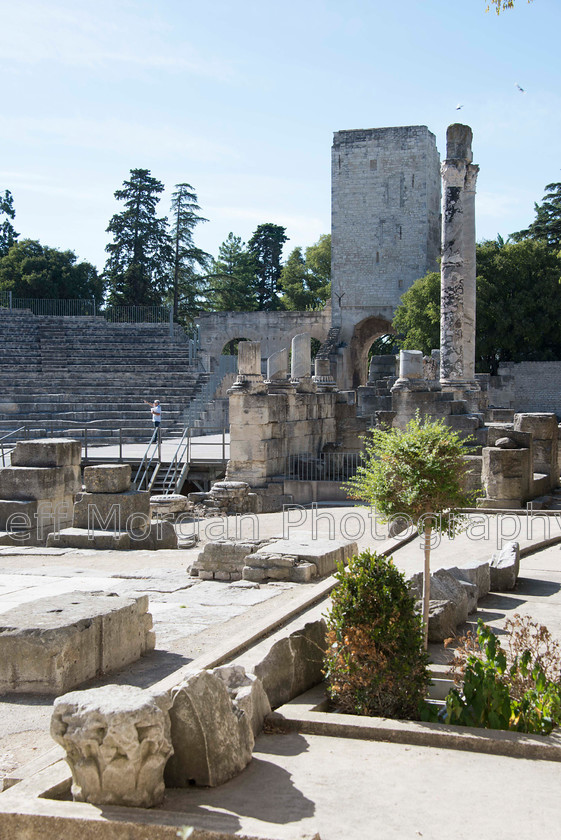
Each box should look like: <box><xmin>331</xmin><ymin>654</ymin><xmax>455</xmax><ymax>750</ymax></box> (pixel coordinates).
<box><xmin>268</xmin><ymin>683</ymin><xmax>561</xmax><ymax>763</ymax></box>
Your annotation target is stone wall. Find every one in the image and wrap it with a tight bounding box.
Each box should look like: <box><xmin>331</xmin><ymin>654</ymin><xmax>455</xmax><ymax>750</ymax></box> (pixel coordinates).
<box><xmin>196</xmin><ymin>309</ymin><xmax>331</xmax><ymax>371</ymax></box>
<box><xmin>490</xmin><ymin>362</ymin><xmax>561</xmax><ymax>415</ymax></box>
<box><xmin>331</xmin><ymin>125</ymin><xmax>441</xmax><ymax>345</ymax></box>
<box><xmin>227</xmin><ymin>389</ymin><xmax>337</xmax><ymax>487</ymax></box>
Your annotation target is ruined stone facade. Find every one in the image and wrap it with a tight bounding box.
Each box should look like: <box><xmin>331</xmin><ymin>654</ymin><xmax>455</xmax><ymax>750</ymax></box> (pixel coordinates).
<box><xmin>331</xmin><ymin>125</ymin><xmax>441</xmax><ymax>351</ymax></box>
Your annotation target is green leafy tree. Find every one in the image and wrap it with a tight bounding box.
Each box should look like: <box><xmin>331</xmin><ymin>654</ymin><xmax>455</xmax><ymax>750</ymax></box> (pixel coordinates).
<box><xmin>248</xmin><ymin>222</ymin><xmax>288</xmax><ymax>310</ymax></box>
<box><xmin>104</xmin><ymin>168</ymin><xmax>171</xmax><ymax>306</ymax></box>
<box><xmin>207</xmin><ymin>233</ymin><xmax>258</xmax><ymax>311</ymax></box>
<box><xmin>512</xmin><ymin>182</ymin><xmax>561</xmax><ymax>250</ymax></box>
<box><xmin>344</xmin><ymin>414</ymin><xmax>473</xmax><ymax>648</ymax></box>
<box><xmin>0</xmin><ymin>239</ymin><xmax>103</xmax><ymax>300</ymax></box>
<box><xmin>0</xmin><ymin>190</ymin><xmax>19</xmax><ymax>257</ymax></box>
<box><xmin>279</xmin><ymin>234</ymin><xmax>331</xmax><ymax>310</ymax></box>
<box><xmin>392</xmin><ymin>271</ymin><xmax>440</xmax><ymax>355</ymax></box>
<box><xmin>169</xmin><ymin>183</ymin><xmax>210</xmax><ymax>321</ymax></box>
<box><xmin>392</xmin><ymin>239</ymin><xmax>561</xmax><ymax>375</ymax></box>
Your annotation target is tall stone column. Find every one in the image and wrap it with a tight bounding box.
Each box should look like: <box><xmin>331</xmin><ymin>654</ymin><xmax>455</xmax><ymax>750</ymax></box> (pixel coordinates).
<box><xmin>440</xmin><ymin>124</ymin><xmax>479</xmax><ymax>389</ymax></box>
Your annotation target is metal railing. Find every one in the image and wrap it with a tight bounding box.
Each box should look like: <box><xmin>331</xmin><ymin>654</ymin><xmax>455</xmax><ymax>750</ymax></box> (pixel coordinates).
<box><xmin>133</xmin><ymin>429</ymin><xmax>162</xmax><ymax>491</ymax></box>
<box><xmin>0</xmin><ymin>294</ymin><xmax>202</xmax><ymax>346</ymax></box>
<box><xmin>285</xmin><ymin>452</ymin><xmax>363</xmax><ymax>482</ymax></box>
<box><xmin>0</xmin><ymin>420</ymin><xmax>135</xmax><ymax>462</ymax></box>
<box><xmin>150</xmin><ymin>427</ymin><xmax>229</xmax><ymax>496</ymax></box>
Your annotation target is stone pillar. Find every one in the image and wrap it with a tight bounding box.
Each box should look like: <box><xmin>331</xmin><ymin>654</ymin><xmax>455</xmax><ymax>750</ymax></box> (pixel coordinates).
<box><xmin>291</xmin><ymin>333</ymin><xmax>314</xmax><ymax>391</ymax></box>
<box><xmin>440</xmin><ymin>124</ymin><xmax>479</xmax><ymax>389</ymax></box>
<box><xmin>391</xmin><ymin>349</ymin><xmax>427</xmax><ymax>392</ymax></box>
<box><xmin>266</xmin><ymin>348</ymin><xmax>292</xmax><ymax>393</ymax></box>
<box><xmin>229</xmin><ymin>341</ymin><xmax>266</xmax><ymax>394</ymax></box>
<box><xmin>312</xmin><ymin>356</ymin><xmax>336</xmax><ymax>391</ymax></box>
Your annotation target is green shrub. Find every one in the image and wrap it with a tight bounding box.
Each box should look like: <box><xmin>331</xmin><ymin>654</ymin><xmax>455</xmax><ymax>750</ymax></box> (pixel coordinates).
<box><xmin>323</xmin><ymin>550</ymin><xmax>430</xmax><ymax>719</ymax></box>
<box><xmin>444</xmin><ymin>618</ymin><xmax>561</xmax><ymax>734</ymax></box>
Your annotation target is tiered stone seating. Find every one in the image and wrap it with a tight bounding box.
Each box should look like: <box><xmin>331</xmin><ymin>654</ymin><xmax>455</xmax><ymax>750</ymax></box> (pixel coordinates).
<box><xmin>0</xmin><ymin>310</ymin><xmax>204</xmax><ymax>442</ymax></box>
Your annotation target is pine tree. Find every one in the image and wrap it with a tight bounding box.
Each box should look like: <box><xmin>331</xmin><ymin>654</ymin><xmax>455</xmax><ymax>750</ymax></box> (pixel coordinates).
<box><xmin>512</xmin><ymin>182</ymin><xmax>561</xmax><ymax>250</ymax></box>
<box><xmin>207</xmin><ymin>233</ymin><xmax>258</xmax><ymax>311</ymax></box>
<box><xmin>0</xmin><ymin>190</ymin><xmax>19</xmax><ymax>257</ymax></box>
<box><xmin>248</xmin><ymin>223</ymin><xmax>288</xmax><ymax>310</ymax></box>
<box><xmin>104</xmin><ymin>169</ymin><xmax>171</xmax><ymax>306</ymax></box>
<box><xmin>169</xmin><ymin>183</ymin><xmax>210</xmax><ymax>320</ymax></box>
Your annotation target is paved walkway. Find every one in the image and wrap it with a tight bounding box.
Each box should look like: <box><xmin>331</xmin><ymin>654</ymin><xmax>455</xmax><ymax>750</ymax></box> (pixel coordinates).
<box><xmin>1</xmin><ymin>504</ymin><xmax>561</xmax><ymax>812</ymax></box>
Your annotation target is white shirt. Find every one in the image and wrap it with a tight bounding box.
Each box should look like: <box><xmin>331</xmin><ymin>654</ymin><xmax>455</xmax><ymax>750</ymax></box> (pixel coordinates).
<box><xmin>152</xmin><ymin>404</ymin><xmax>161</xmax><ymax>423</ymax></box>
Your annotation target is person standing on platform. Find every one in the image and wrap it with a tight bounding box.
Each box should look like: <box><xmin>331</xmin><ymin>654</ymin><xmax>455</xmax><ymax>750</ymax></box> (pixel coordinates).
<box><xmin>144</xmin><ymin>399</ymin><xmax>161</xmax><ymax>443</ymax></box>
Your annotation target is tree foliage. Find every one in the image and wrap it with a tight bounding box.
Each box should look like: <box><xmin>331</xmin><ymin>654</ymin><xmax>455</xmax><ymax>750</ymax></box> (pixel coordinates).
<box><xmin>323</xmin><ymin>550</ymin><xmax>429</xmax><ymax>719</ymax></box>
<box><xmin>279</xmin><ymin>233</ymin><xmax>331</xmax><ymax>310</ymax></box>
<box><xmin>392</xmin><ymin>239</ymin><xmax>561</xmax><ymax>375</ymax></box>
<box><xmin>104</xmin><ymin>169</ymin><xmax>171</xmax><ymax>306</ymax></box>
<box><xmin>345</xmin><ymin>414</ymin><xmax>473</xmax><ymax>647</ymax></box>
<box><xmin>169</xmin><ymin>183</ymin><xmax>210</xmax><ymax>321</ymax></box>
<box><xmin>0</xmin><ymin>239</ymin><xmax>103</xmax><ymax>300</ymax></box>
<box><xmin>248</xmin><ymin>223</ymin><xmax>288</xmax><ymax>310</ymax></box>
<box><xmin>0</xmin><ymin>189</ymin><xmax>19</xmax><ymax>257</ymax></box>
<box><xmin>392</xmin><ymin>271</ymin><xmax>440</xmax><ymax>356</ymax></box>
<box><xmin>512</xmin><ymin>182</ymin><xmax>561</xmax><ymax>250</ymax></box>
<box><xmin>207</xmin><ymin>233</ymin><xmax>259</xmax><ymax>311</ymax></box>
<box><xmin>486</xmin><ymin>0</ymin><xmax>534</xmax><ymax>13</ymax></box>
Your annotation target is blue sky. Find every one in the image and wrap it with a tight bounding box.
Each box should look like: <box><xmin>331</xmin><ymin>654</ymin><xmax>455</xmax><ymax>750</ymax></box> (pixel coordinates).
<box><xmin>1</xmin><ymin>0</ymin><xmax>559</xmax><ymax>273</ymax></box>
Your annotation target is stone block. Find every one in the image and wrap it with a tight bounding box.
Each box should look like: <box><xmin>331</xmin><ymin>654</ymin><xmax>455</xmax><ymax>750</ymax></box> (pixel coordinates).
<box><xmin>447</xmin><ymin>559</ymin><xmax>490</xmax><ymax>600</ymax></box>
<box><xmin>290</xmin><ymin>562</ymin><xmax>316</xmax><ymax>583</ymax></box>
<box><xmin>165</xmin><ymin>669</ymin><xmax>254</xmax><ymax>787</ymax></box>
<box><xmin>211</xmin><ymin>664</ymin><xmax>271</xmax><ymax>737</ymax></box>
<box><xmin>0</xmin><ymin>498</ymin><xmax>38</xmax><ymax>529</ymax></box>
<box><xmin>0</xmin><ymin>591</ymin><xmax>154</xmax><ymax>694</ymax></box>
<box><xmin>73</xmin><ymin>488</ymin><xmax>150</xmax><ymax>530</ymax></box>
<box><xmin>426</xmin><ymin>599</ymin><xmax>460</xmax><ymax>642</ymax></box>
<box><xmin>51</xmin><ymin>685</ymin><xmax>172</xmax><ymax>807</ymax></box>
<box><xmin>242</xmin><ymin>567</ymin><xmax>267</xmax><ymax>582</ymax></box>
<box><xmin>490</xmin><ymin>541</ymin><xmax>520</xmax><ymax>591</ymax></box>
<box><xmin>252</xmin><ymin>535</ymin><xmax>357</xmax><ymax>578</ymax></box>
<box><xmin>0</xmin><ymin>465</ymin><xmax>81</xmax><ymax>501</ymax></box>
<box><xmin>47</xmin><ymin>528</ymin><xmax>131</xmax><ymax>550</ymax></box>
<box><xmin>83</xmin><ymin>464</ymin><xmax>131</xmax><ymax>494</ymax></box>
<box><xmin>129</xmin><ymin>520</ymin><xmax>178</xmax><ymax>550</ymax></box>
<box><xmin>482</xmin><ymin>447</ymin><xmax>531</xmax><ymax>502</ymax></box>
<box><xmin>11</xmin><ymin>438</ymin><xmax>81</xmax><ymax>467</ymax></box>
<box><xmin>249</xmin><ymin>619</ymin><xmax>327</xmax><ymax>709</ymax></box>
<box><xmin>150</xmin><ymin>493</ymin><xmax>192</xmax><ymax>519</ymax></box>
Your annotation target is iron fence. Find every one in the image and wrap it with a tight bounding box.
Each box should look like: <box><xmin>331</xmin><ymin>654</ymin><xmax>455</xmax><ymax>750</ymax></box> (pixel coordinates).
<box><xmin>285</xmin><ymin>452</ymin><xmax>363</xmax><ymax>482</ymax></box>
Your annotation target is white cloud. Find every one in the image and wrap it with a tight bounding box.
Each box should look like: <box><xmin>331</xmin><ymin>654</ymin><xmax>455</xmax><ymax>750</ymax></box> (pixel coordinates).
<box><xmin>0</xmin><ymin>0</ymin><xmax>238</xmax><ymax>82</ymax></box>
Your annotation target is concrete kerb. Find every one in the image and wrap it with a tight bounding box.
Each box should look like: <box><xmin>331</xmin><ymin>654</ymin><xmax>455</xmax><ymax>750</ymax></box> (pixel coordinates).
<box><xmin>267</xmin><ymin>684</ymin><xmax>561</xmax><ymax>763</ymax></box>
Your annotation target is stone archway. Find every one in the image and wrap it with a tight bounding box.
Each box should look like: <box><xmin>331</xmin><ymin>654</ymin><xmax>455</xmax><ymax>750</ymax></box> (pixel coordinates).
<box><xmin>348</xmin><ymin>315</ymin><xmax>394</xmax><ymax>389</ymax></box>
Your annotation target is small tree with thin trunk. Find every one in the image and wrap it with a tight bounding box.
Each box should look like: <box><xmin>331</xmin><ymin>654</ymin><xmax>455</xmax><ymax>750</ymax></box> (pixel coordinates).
<box><xmin>344</xmin><ymin>413</ymin><xmax>473</xmax><ymax>648</ymax></box>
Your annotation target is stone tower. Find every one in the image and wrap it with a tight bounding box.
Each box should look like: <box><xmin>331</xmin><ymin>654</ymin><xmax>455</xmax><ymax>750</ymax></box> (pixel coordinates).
<box><xmin>330</xmin><ymin>125</ymin><xmax>441</xmax><ymax>386</ymax></box>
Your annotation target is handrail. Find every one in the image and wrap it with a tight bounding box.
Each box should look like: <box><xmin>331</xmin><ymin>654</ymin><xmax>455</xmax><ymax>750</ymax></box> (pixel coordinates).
<box><xmin>133</xmin><ymin>428</ymin><xmax>162</xmax><ymax>490</ymax></box>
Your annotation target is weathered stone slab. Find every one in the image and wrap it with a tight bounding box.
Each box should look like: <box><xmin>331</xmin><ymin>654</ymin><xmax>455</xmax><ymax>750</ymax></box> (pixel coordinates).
<box><xmin>10</xmin><ymin>438</ymin><xmax>81</xmax><ymax>467</ymax></box>
<box><xmin>251</xmin><ymin>535</ymin><xmax>357</xmax><ymax>579</ymax></box>
<box><xmin>150</xmin><ymin>493</ymin><xmax>192</xmax><ymax>516</ymax></box>
<box><xmin>447</xmin><ymin>559</ymin><xmax>490</xmax><ymax>600</ymax></box>
<box><xmin>83</xmin><ymin>464</ymin><xmax>131</xmax><ymax>494</ymax></box>
<box><xmin>0</xmin><ymin>591</ymin><xmax>154</xmax><ymax>694</ymax></box>
<box><xmin>165</xmin><ymin>669</ymin><xmax>254</xmax><ymax>787</ymax></box>
<box><xmin>490</xmin><ymin>540</ymin><xmax>520</xmax><ymax>591</ymax></box>
<box><xmin>211</xmin><ymin>664</ymin><xmax>271</xmax><ymax>737</ymax></box>
<box><xmin>243</xmin><ymin>618</ymin><xmax>328</xmax><ymax>710</ymax></box>
<box><xmin>51</xmin><ymin>685</ymin><xmax>172</xmax><ymax>807</ymax></box>
<box><xmin>47</xmin><ymin>528</ymin><xmax>131</xmax><ymax>550</ymax></box>
<box><xmin>73</xmin><ymin>489</ymin><xmax>150</xmax><ymax>530</ymax></box>
<box><xmin>129</xmin><ymin>520</ymin><xmax>178</xmax><ymax>551</ymax></box>
<box><xmin>0</xmin><ymin>465</ymin><xmax>81</xmax><ymax>500</ymax></box>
